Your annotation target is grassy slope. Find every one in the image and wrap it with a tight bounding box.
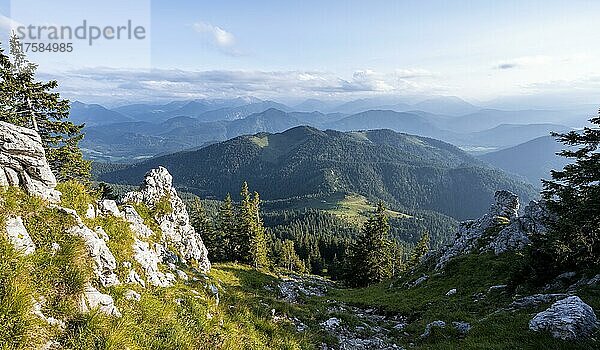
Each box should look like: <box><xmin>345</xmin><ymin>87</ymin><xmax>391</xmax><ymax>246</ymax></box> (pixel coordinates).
<box><xmin>322</xmin><ymin>253</ymin><xmax>600</xmax><ymax>349</ymax></box>
<box><xmin>2</xmin><ymin>185</ymin><xmax>598</xmax><ymax>349</ymax></box>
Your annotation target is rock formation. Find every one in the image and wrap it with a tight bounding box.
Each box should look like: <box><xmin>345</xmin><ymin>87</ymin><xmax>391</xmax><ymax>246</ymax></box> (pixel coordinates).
<box><xmin>436</xmin><ymin>190</ymin><xmax>549</xmax><ymax>269</ymax></box>
<box><xmin>123</xmin><ymin>166</ymin><xmax>211</xmax><ymax>272</ymax></box>
<box><xmin>5</xmin><ymin>216</ymin><xmax>36</xmax><ymax>255</ymax></box>
<box><xmin>57</xmin><ymin>206</ymin><xmax>121</xmax><ymax>287</ymax></box>
<box><xmin>529</xmin><ymin>296</ymin><xmax>598</xmax><ymax>340</ymax></box>
<box><xmin>0</xmin><ymin>121</ymin><xmax>60</xmax><ymax>202</ymax></box>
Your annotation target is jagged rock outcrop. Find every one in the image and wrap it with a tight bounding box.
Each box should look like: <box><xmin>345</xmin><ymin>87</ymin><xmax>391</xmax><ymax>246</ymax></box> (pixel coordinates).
<box><xmin>57</xmin><ymin>207</ymin><xmax>120</xmax><ymax>287</ymax></box>
<box><xmin>123</xmin><ymin>167</ymin><xmax>210</xmax><ymax>272</ymax></box>
<box><xmin>436</xmin><ymin>190</ymin><xmax>548</xmax><ymax>269</ymax></box>
<box><xmin>529</xmin><ymin>296</ymin><xmax>598</xmax><ymax>340</ymax></box>
<box><xmin>5</xmin><ymin>216</ymin><xmax>36</xmax><ymax>255</ymax></box>
<box><xmin>0</xmin><ymin>121</ymin><xmax>60</xmax><ymax>202</ymax></box>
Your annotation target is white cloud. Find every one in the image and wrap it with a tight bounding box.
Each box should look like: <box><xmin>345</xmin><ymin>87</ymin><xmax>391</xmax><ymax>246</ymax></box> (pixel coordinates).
<box><xmin>192</xmin><ymin>21</ymin><xmax>239</xmax><ymax>55</ymax></box>
<box><xmin>38</xmin><ymin>67</ymin><xmax>443</xmax><ymax>102</ymax></box>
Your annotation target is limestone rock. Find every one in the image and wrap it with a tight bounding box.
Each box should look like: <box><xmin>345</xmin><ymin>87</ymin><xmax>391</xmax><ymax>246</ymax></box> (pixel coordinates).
<box><xmin>5</xmin><ymin>216</ymin><xmax>35</xmax><ymax>255</ymax></box>
<box><xmin>453</xmin><ymin>321</ymin><xmax>471</xmax><ymax>335</ymax></box>
<box><xmin>123</xmin><ymin>167</ymin><xmax>210</xmax><ymax>272</ymax></box>
<box><xmin>436</xmin><ymin>191</ymin><xmax>548</xmax><ymax>269</ymax></box>
<box><xmin>59</xmin><ymin>207</ymin><xmax>120</xmax><ymax>287</ymax></box>
<box><xmin>122</xmin><ymin>205</ymin><xmax>153</xmax><ymax>238</ymax></box>
<box><xmin>79</xmin><ymin>283</ymin><xmax>121</xmax><ymax>317</ymax></box>
<box><xmin>124</xmin><ymin>289</ymin><xmax>141</xmax><ymax>302</ymax></box>
<box><xmin>421</xmin><ymin>320</ymin><xmax>446</xmax><ymax>338</ymax></box>
<box><xmin>98</xmin><ymin>199</ymin><xmax>121</xmax><ymax>217</ymax></box>
<box><xmin>132</xmin><ymin>238</ymin><xmax>172</xmax><ymax>287</ymax></box>
<box><xmin>321</xmin><ymin>317</ymin><xmax>341</xmax><ymax>330</ymax></box>
<box><xmin>509</xmin><ymin>293</ymin><xmax>568</xmax><ymax>309</ymax></box>
<box><xmin>529</xmin><ymin>296</ymin><xmax>597</xmax><ymax>340</ymax></box>
<box><xmin>32</xmin><ymin>297</ymin><xmax>65</xmax><ymax>329</ymax></box>
<box><xmin>0</xmin><ymin>121</ymin><xmax>60</xmax><ymax>202</ymax></box>
<box><xmin>85</xmin><ymin>204</ymin><xmax>96</xmax><ymax>219</ymax></box>
<box><xmin>125</xmin><ymin>268</ymin><xmax>146</xmax><ymax>288</ymax></box>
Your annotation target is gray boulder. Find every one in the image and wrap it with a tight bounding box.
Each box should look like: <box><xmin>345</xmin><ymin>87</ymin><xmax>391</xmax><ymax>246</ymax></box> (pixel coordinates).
<box><xmin>5</xmin><ymin>216</ymin><xmax>36</xmax><ymax>255</ymax></box>
<box><xmin>529</xmin><ymin>296</ymin><xmax>597</xmax><ymax>340</ymax></box>
<box><xmin>124</xmin><ymin>167</ymin><xmax>210</xmax><ymax>272</ymax></box>
<box><xmin>0</xmin><ymin>121</ymin><xmax>60</xmax><ymax>202</ymax></box>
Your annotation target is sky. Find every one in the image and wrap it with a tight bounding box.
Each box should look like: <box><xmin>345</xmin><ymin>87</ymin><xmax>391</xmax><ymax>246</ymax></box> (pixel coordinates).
<box><xmin>0</xmin><ymin>0</ymin><xmax>599</xmax><ymax>106</ymax></box>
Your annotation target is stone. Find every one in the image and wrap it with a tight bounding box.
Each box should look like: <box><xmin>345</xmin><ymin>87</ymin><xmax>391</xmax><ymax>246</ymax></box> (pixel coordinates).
<box><xmin>125</xmin><ymin>268</ymin><xmax>146</xmax><ymax>288</ymax></box>
<box><xmin>79</xmin><ymin>283</ymin><xmax>121</xmax><ymax>317</ymax></box>
<box><xmin>98</xmin><ymin>199</ymin><xmax>121</xmax><ymax>217</ymax></box>
<box><xmin>0</xmin><ymin>121</ymin><xmax>61</xmax><ymax>202</ymax></box>
<box><xmin>409</xmin><ymin>275</ymin><xmax>428</xmax><ymax>288</ymax></box>
<box><xmin>488</xmin><ymin>284</ymin><xmax>507</xmax><ymax>292</ymax></box>
<box><xmin>32</xmin><ymin>297</ymin><xmax>65</xmax><ymax>329</ymax></box>
<box><xmin>58</xmin><ymin>206</ymin><xmax>120</xmax><ymax>287</ymax></box>
<box><xmin>95</xmin><ymin>227</ymin><xmax>110</xmax><ymax>242</ymax></box>
<box><xmin>5</xmin><ymin>216</ymin><xmax>35</xmax><ymax>255</ymax></box>
<box><xmin>452</xmin><ymin>321</ymin><xmax>471</xmax><ymax>335</ymax></box>
<box><xmin>321</xmin><ymin>317</ymin><xmax>341</xmax><ymax>330</ymax></box>
<box><xmin>529</xmin><ymin>296</ymin><xmax>597</xmax><ymax>340</ymax></box>
<box><xmin>509</xmin><ymin>293</ymin><xmax>568</xmax><ymax>309</ymax></box>
<box><xmin>446</xmin><ymin>288</ymin><xmax>457</xmax><ymax>296</ymax></box>
<box><xmin>421</xmin><ymin>320</ymin><xmax>446</xmax><ymax>338</ymax></box>
<box><xmin>122</xmin><ymin>205</ymin><xmax>154</xmax><ymax>239</ymax></box>
<box><xmin>436</xmin><ymin>191</ymin><xmax>549</xmax><ymax>269</ymax></box>
<box><xmin>123</xmin><ymin>167</ymin><xmax>210</xmax><ymax>272</ymax></box>
<box><xmin>124</xmin><ymin>289</ymin><xmax>141</xmax><ymax>302</ymax></box>
<box><xmin>85</xmin><ymin>204</ymin><xmax>96</xmax><ymax>219</ymax></box>
<box><xmin>132</xmin><ymin>238</ymin><xmax>172</xmax><ymax>287</ymax></box>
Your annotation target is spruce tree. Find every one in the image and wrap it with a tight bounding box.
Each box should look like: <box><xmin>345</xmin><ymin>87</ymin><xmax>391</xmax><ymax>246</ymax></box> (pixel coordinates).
<box><xmin>347</xmin><ymin>202</ymin><xmax>393</xmax><ymax>286</ymax></box>
<box><xmin>0</xmin><ymin>35</ymin><xmax>90</xmax><ymax>182</ymax></box>
<box><xmin>279</xmin><ymin>240</ymin><xmax>305</xmax><ymax>272</ymax></box>
<box><xmin>249</xmin><ymin>191</ymin><xmax>270</xmax><ymax>268</ymax></box>
<box><xmin>236</xmin><ymin>182</ymin><xmax>254</xmax><ymax>262</ymax></box>
<box><xmin>189</xmin><ymin>198</ymin><xmax>217</xmax><ymax>259</ymax></box>
<box><xmin>536</xmin><ymin>111</ymin><xmax>600</xmax><ymax>270</ymax></box>
<box><xmin>215</xmin><ymin>193</ymin><xmax>236</xmax><ymax>261</ymax></box>
<box><xmin>409</xmin><ymin>232</ymin><xmax>430</xmax><ymax>268</ymax></box>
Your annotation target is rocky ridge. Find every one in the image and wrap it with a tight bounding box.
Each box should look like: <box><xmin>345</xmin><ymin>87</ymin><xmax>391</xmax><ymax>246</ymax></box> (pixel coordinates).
<box><xmin>436</xmin><ymin>190</ymin><xmax>548</xmax><ymax>269</ymax></box>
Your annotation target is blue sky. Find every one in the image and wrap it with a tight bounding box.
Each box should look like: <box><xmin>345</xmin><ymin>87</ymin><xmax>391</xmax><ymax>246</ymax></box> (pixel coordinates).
<box><xmin>1</xmin><ymin>0</ymin><xmax>599</xmax><ymax>105</ymax></box>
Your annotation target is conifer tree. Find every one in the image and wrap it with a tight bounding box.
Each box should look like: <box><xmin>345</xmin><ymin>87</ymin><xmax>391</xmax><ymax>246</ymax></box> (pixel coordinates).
<box><xmin>346</xmin><ymin>202</ymin><xmax>393</xmax><ymax>286</ymax></box>
<box><xmin>236</xmin><ymin>182</ymin><xmax>254</xmax><ymax>261</ymax></box>
<box><xmin>249</xmin><ymin>191</ymin><xmax>270</xmax><ymax>268</ymax></box>
<box><xmin>0</xmin><ymin>35</ymin><xmax>90</xmax><ymax>182</ymax></box>
<box><xmin>409</xmin><ymin>232</ymin><xmax>430</xmax><ymax>268</ymax></box>
<box><xmin>189</xmin><ymin>197</ymin><xmax>217</xmax><ymax>258</ymax></box>
<box><xmin>534</xmin><ymin>111</ymin><xmax>600</xmax><ymax>270</ymax></box>
<box><xmin>279</xmin><ymin>240</ymin><xmax>305</xmax><ymax>272</ymax></box>
<box><xmin>215</xmin><ymin>193</ymin><xmax>236</xmax><ymax>261</ymax></box>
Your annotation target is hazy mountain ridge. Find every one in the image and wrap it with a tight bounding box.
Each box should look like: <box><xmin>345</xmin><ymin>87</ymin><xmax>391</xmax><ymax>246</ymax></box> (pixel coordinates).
<box><xmin>479</xmin><ymin>135</ymin><xmax>570</xmax><ymax>187</ymax></box>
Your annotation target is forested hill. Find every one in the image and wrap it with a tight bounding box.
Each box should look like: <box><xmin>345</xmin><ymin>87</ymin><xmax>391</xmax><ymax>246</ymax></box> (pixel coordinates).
<box><xmin>100</xmin><ymin>126</ymin><xmax>537</xmax><ymax>220</ymax></box>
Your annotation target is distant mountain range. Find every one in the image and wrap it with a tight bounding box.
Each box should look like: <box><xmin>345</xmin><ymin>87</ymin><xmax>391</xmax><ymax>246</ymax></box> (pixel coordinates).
<box><xmin>100</xmin><ymin>126</ymin><xmax>537</xmax><ymax>220</ymax></box>
<box><xmin>479</xmin><ymin>135</ymin><xmax>570</xmax><ymax>187</ymax></box>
